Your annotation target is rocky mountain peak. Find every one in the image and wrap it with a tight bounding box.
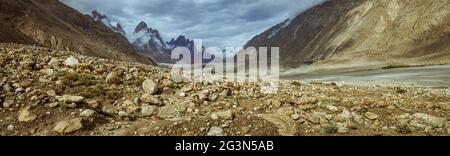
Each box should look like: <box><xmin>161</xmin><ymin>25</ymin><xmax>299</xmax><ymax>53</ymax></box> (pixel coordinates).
<box><xmin>90</xmin><ymin>10</ymin><xmax>126</xmax><ymax>36</ymax></box>
<box><xmin>91</xmin><ymin>10</ymin><xmax>107</xmax><ymax>22</ymax></box>
<box><xmin>167</xmin><ymin>35</ymin><xmax>193</xmax><ymax>48</ymax></box>
<box><xmin>134</xmin><ymin>21</ymin><xmax>150</xmax><ymax>33</ymax></box>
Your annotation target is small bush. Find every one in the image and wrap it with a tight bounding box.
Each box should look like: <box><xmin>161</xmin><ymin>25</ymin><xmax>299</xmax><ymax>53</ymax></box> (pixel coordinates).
<box><xmin>395</xmin><ymin>87</ymin><xmax>407</xmax><ymax>94</ymax></box>
<box><xmin>321</xmin><ymin>125</ymin><xmax>338</xmax><ymax>134</ymax></box>
<box><xmin>396</xmin><ymin>124</ymin><xmax>412</xmax><ymax>134</ymax></box>
<box><xmin>78</xmin><ymin>85</ymin><xmax>105</xmax><ymax>98</ymax></box>
<box><xmin>59</xmin><ymin>72</ymin><xmax>96</xmax><ymax>87</ymax></box>
<box><xmin>131</xmin><ymin>77</ymin><xmax>145</xmax><ymax>86</ymax></box>
<box><xmin>106</xmin><ymin>90</ymin><xmax>121</xmax><ymax>100</ymax></box>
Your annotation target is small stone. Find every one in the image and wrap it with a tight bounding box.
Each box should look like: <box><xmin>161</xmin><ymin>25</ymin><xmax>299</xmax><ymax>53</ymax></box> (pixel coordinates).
<box><xmin>40</xmin><ymin>69</ymin><xmax>55</xmax><ymax>75</ymax></box>
<box><xmin>198</xmin><ymin>92</ymin><xmax>208</xmax><ymax>101</ymax></box>
<box><xmin>65</xmin><ymin>103</ymin><xmax>77</xmax><ymax>108</ymax></box>
<box><xmin>337</xmin><ymin>122</ymin><xmax>349</xmax><ymax>134</ymax></box>
<box><xmin>241</xmin><ymin>126</ymin><xmax>251</xmax><ymax>134</ymax></box>
<box><xmin>101</xmin><ymin>105</ymin><xmax>119</xmax><ymax>116</ymax></box>
<box><xmin>53</xmin><ymin>118</ymin><xmax>83</xmax><ymax>134</ymax></box>
<box><xmin>48</xmin><ymin>58</ymin><xmax>59</xmax><ymax>66</ymax></box>
<box><xmin>209</xmin><ymin>94</ymin><xmax>218</xmax><ymax>101</ymax></box>
<box><xmin>86</xmin><ymin>100</ymin><xmax>99</xmax><ymax>108</ymax></box>
<box><xmin>118</xmin><ymin>111</ymin><xmax>129</xmax><ymax>117</ymax></box>
<box><xmin>338</xmin><ymin>109</ymin><xmax>351</xmax><ymax>121</ymax></box>
<box><xmin>7</xmin><ymin>125</ymin><xmax>14</xmax><ymax>131</ymax></box>
<box><xmin>3</xmin><ymin>84</ymin><xmax>12</xmax><ymax>92</ymax></box>
<box><xmin>80</xmin><ymin>109</ymin><xmax>96</xmax><ymax>118</ymax></box>
<box><xmin>365</xmin><ymin>112</ymin><xmax>378</xmax><ymax>120</ymax></box>
<box><xmin>326</xmin><ymin>105</ymin><xmax>339</xmax><ymax>112</ymax></box>
<box><xmin>142</xmin><ymin>79</ymin><xmax>158</xmax><ymax>94</ymax></box>
<box><xmin>3</xmin><ymin>99</ymin><xmax>13</xmax><ymax>108</ymax></box>
<box><xmin>161</xmin><ymin>87</ymin><xmax>175</xmax><ymax>95</ymax></box>
<box><xmin>140</xmin><ymin>93</ymin><xmax>163</xmax><ymax>105</ymax></box>
<box><xmin>207</xmin><ymin>127</ymin><xmax>224</xmax><ymax>136</ymax></box>
<box><xmin>276</xmin><ymin>107</ymin><xmax>294</xmax><ymax>116</ymax></box>
<box><xmin>20</xmin><ymin>58</ymin><xmax>35</xmax><ymax>69</ymax></box>
<box><xmin>140</xmin><ymin>105</ymin><xmax>158</xmax><ymax>117</ymax></box>
<box><xmin>213</xmin><ymin>110</ymin><xmax>234</xmax><ymax>120</ymax></box>
<box><xmin>56</xmin><ymin>95</ymin><xmax>85</xmax><ymax>103</ymax></box>
<box><xmin>121</xmin><ymin>100</ymin><xmax>139</xmax><ymax>113</ymax></box>
<box><xmin>18</xmin><ymin>108</ymin><xmax>38</xmax><ymax>122</ymax></box>
<box><xmin>105</xmin><ymin>72</ymin><xmax>121</xmax><ymax>84</ymax></box>
<box><xmin>179</xmin><ymin>92</ymin><xmax>186</xmax><ymax>97</ymax></box>
<box><xmin>271</xmin><ymin>100</ymin><xmax>282</xmax><ymax>107</ymax></box>
<box><xmin>15</xmin><ymin>87</ymin><xmax>24</xmax><ymax>92</ymax></box>
<box><xmin>64</xmin><ymin>56</ymin><xmax>80</xmax><ymax>67</ymax></box>
<box><xmin>48</xmin><ymin>102</ymin><xmax>59</xmax><ymax>108</ymax></box>
<box><xmin>46</xmin><ymin>90</ymin><xmax>56</xmax><ymax>97</ymax></box>
<box><xmin>291</xmin><ymin>114</ymin><xmax>300</xmax><ymax>120</ymax></box>
<box><xmin>210</xmin><ymin>113</ymin><xmax>219</xmax><ymax>120</ymax></box>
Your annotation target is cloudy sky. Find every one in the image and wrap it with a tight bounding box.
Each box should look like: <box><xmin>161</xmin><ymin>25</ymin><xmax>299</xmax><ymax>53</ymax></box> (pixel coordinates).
<box><xmin>62</xmin><ymin>0</ymin><xmax>326</xmax><ymax>48</ymax></box>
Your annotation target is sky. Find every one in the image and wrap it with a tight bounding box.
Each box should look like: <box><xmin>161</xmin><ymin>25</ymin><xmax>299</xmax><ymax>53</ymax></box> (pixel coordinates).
<box><xmin>61</xmin><ymin>0</ymin><xmax>326</xmax><ymax>48</ymax></box>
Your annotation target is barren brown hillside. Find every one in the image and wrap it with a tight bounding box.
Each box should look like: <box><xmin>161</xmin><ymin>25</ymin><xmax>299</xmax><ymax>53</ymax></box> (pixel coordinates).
<box><xmin>0</xmin><ymin>0</ymin><xmax>155</xmax><ymax>65</ymax></box>
<box><xmin>245</xmin><ymin>0</ymin><xmax>450</xmax><ymax>70</ymax></box>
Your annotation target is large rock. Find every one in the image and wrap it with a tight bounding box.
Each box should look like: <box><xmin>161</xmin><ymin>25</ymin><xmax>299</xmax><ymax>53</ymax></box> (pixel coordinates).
<box><xmin>140</xmin><ymin>93</ymin><xmax>163</xmax><ymax>105</ymax></box>
<box><xmin>140</xmin><ymin>105</ymin><xmax>158</xmax><ymax>117</ymax></box>
<box><xmin>2</xmin><ymin>83</ymin><xmax>12</xmax><ymax>92</ymax></box>
<box><xmin>142</xmin><ymin>79</ymin><xmax>158</xmax><ymax>94</ymax></box>
<box><xmin>18</xmin><ymin>108</ymin><xmax>38</xmax><ymax>122</ymax></box>
<box><xmin>211</xmin><ymin>110</ymin><xmax>234</xmax><ymax>120</ymax></box>
<box><xmin>2</xmin><ymin>99</ymin><xmax>13</xmax><ymax>108</ymax></box>
<box><xmin>64</xmin><ymin>56</ymin><xmax>80</xmax><ymax>67</ymax></box>
<box><xmin>53</xmin><ymin>118</ymin><xmax>83</xmax><ymax>134</ymax></box>
<box><xmin>47</xmin><ymin>58</ymin><xmax>60</xmax><ymax>66</ymax></box>
<box><xmin>207</xmin><ymin>127</ymin><xmax>224</xmax><ymax>136</ymax></box>
<box><xmin>410</xmin><ymin>113</ymin><xmax>447</xmax><ymax>128</ymax></box>
<box><xmin>364</xmin><ymin>112</ymin><xmax>378</xmax><ymax>120</ymax></box>
<box><xmin>56</xmin><ymin>95</ymin><xmax>85</xmax><ymax>103</ymax></box>
<box><xmin>101</xmin><ymin>105</ymin><xmax>120</xmax><ymax>116</ymax></box>
<box><xmin>19</xmin><ymin>58</ymin><xmax>35</xmax><ymax>69</ymax></box>
<box><xmin>105</xmin><ymin>72</ymin><xmax>121</xmax><ymax>84</ymax></box>
<box><xmin>158</xmin><ymin>104</ymin><xmax>183</xmax><ymax>120</ymax></box>
<box><xmin>80</xmin><ymin>109</ymin><xmax>96</xmax><ymax>118</ymax></box>
<box><xmin>121</xmin><ymin>100</ymin><xmax>139</xmax><ymax>113</ymax></box>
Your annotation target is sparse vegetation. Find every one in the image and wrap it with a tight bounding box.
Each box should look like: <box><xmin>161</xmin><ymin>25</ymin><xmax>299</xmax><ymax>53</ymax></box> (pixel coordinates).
<box><xmin>78</xmin><ymin>85</ymin><xmax>105</xmax><ymax>98</ymax></box>
<box><xmin>395</xmin><ymin>87</ymin><xmax>407</xmax><ymax>94</ymax></box>
<box><xmin>59</xmin><ymin>71</ymin><xmax>96</xmax><ymax>87</ymax></box>
<box><xmin>396</xmin><ymin>124</ymin><xmax>412</xmax><ymax>134</ymax></box>
<box><xmin>321</xmin><ymin>125</ymin><xmax>338</xmax><ymax>134</ymax></box>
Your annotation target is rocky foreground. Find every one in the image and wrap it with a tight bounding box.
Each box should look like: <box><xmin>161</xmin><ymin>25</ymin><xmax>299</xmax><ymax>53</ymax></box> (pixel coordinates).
<box><xmin>0</xmin><ymin>43</ymin><xmax>449</xmax><ymax>136</ymax></box>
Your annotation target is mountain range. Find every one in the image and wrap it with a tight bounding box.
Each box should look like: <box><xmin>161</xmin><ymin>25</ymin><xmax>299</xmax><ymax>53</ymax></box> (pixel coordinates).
<box><xmin>89</xmin><ymin>10</ymin><xmax>200</xmax><ymax>64</ymax></box>
<box><xmin>1</xmin><ymin>0</ymin><xmax>448</xmax><ymax>70</ymax></box>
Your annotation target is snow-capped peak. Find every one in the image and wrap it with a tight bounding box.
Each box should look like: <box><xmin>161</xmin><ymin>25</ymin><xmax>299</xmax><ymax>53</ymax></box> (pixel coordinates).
<box><xmin>129</xmin><ymin>21</ymin><xmax>167</xmax><ymax>52</ymax></box>
<box><xmin>90</xmin><ymin>10</ymin><xmax>126</xmax><ymax>36</ymax></box>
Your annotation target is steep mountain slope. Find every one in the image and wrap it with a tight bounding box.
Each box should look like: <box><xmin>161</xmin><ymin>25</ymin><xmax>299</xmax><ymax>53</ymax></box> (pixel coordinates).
<box><xmin>245</xmin><ymin>0</ymin><xmax>450</xmax><ymax>70</ymax></box>
<box><xmin>0</xmin><ymin>0</ymin><xmax>155</xmax><ymax>65</ymax></box>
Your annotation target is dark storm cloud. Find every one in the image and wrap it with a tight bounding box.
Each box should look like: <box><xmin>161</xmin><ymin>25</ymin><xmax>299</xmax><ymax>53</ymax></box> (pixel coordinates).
<box><xmin>61</xmin><ymin>0</ymin><xmax>327</xmax><ymax>48</ymax></box>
